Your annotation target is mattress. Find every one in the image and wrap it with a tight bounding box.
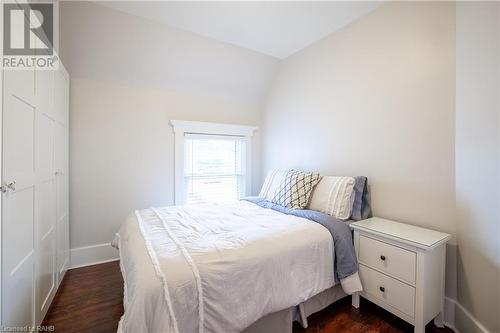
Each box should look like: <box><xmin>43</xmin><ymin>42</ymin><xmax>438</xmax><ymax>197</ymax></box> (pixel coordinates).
<box><xmin>113</xmin><ymin>201</ymin><xmax>361</xmax><ymax>333</ymax></box>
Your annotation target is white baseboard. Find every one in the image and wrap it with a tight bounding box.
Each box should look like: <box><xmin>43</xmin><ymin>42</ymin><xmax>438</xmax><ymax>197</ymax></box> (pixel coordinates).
<box><xmin>444</xmin><ymin>297</ymin><xmax>459</xmax><ymax>333</ymax></box>
<box><xmin>444</xmin><ymin>297</ymin><xmax>491</xmax><ymax>333</ymax></box>
<box><xmin>70</xmin><ymin>242</ymin><xmax>119</xmax><ymax>269</ymax></box>
<box><xmin>453</xmin><ymin>298</ymin><xmax>492</xmax><ymax>333</ymax></box>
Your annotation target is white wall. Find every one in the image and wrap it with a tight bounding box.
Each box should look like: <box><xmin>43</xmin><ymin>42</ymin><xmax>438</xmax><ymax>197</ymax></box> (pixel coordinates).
<box><xmin>262</xmin><ymin>1</ymin><xmax>458</xmax><ymax>300</ymax></box>
<box><xmin>60</xmin><ymin>2</ymin><xmax>277</xmax><ymax>105</ymax></box>
<box><xmin>455</xmin><ymin>3</ymin><xmax>500</xmax><ymax>332</ymax></box>
<box><xmin>60</xmin><ymin>2</ymin><xmax>278</xmax><ymax>265</ymax></box>
<box><xmin>263</xmin><ymin>2</ymin><xmax>456</xmax><ymax>237</ymax></box>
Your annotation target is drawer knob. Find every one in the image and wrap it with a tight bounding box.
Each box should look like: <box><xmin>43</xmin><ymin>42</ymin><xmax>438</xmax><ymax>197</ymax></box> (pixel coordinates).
<box><xmin>380</xmin><ymin>255</ymin><xmax>386</xmax><ymax>261</ymax></box>
<box><xmin>379</xmin><ymin>286</ymin><xmax>385</xmax><ymax>292</ymax></box>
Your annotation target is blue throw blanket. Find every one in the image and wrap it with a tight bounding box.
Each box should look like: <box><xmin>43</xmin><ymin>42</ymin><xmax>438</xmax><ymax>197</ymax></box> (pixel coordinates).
<box><xmin>351</xmin><ymin>176</ymin><xmax>371</xmax><ymax>221</ymax></box>
<box><xmin>242</xmin><ymin>196</ymin><xmax>358</xmax><ymax>282</ymax></box>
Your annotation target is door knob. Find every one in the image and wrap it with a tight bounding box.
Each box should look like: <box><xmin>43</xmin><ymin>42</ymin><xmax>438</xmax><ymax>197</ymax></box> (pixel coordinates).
<box><xmin>1</xmin><ymin>181</ymin><xmax>16</xmax><ymax>193</ymax></box>
<box><xmin>7</xmin><ymin>181</ymin><xmax>16</xmax><ymax>191</ymax></box>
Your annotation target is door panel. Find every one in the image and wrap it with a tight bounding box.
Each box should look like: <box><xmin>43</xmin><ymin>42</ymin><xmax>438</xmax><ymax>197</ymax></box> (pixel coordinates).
<box><xmin>4</xmin><ymin>69</ymin><xmax>35</xmax><ymax>106</ymax></box>
<box><xmin>38</xmin><ymin>180</ymin><xmax>55</xmax><ymax>239</ymax></box>
<box><xmin>54</xmin><ymin>69</ymin><xmax>69</xmax><ymax>127</ymax></box>
<box><xmin>57</xmin><ymin>215</ymin><xmax>69</xmax><ymax>277</ymax></box>
<box><xmin>55</xmin><ymin>124</ymin><xmax>66</xmax><ymax>219</ymax></box>
<box><xmin>54</xmin><ymin>67</ymin><xmax>69</xmax><ymax>283</ymax></box>
<box><xmin>3</xmin><ymin>92</ymin><xmax>35</xmax><ymax>184</ymax></box>
<box><xmin>35</xmin><ymin>70</ymin><xmax>55</xmax><ymax>121</ymax></box>
<box><xmin>34</xmin><ymin>74</ymin><xmax>57</xmax><ymax>322</ymax></box>
<box><xmin>36</xmin><ymin>178</ymin><xmax>56</xmax><ymax>322</ymax></box>
<box><xmin>2</xmin><ymin>69</ymin><xmax>36</xmax><ymax>328</ymax></box>
<box><xmin>36</xmin><ymin>113</ymin><xmax>54</xmax><ymax>180</ymax></box>
<box><xmin>55</xmin><ymin>123</ymin><xmax>69</xmax><ymax>280</ymax></box>
<box><xmin>37</xmin><ymin>229</ymin><xmax>55</xmax><ymax>320</ymax></box>
<box><xmin>3</xmin><ymin>259</ymin><xmax>34</xmax><ymax>327</ymax></box>
<box><xmin>4</xmin><ymin>187</ymin><xmax>35</xmax><ymax>274</ymax></box>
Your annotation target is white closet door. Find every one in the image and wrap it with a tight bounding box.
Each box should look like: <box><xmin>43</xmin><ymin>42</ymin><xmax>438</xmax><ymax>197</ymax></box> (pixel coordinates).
<box><xmin>34</xmin><ymin>70</ymin><xmax>57</xmax><ymax>323</ymax></box>
<box><xmin>55</xmin><ymin>69</ymin><xmax>69</xmax><ymax>284</ymax></box>
<box><xmin>55</xmin><ymin>124</ymin><xmax>69</xmax><ymax>282</ymax></box>
<box><xmin>2</xmin><ymin>69</ymin><xmax>36</xmax><ymax>328</ymax></box>
<box><xmin>54</xmin><ymin>67</ymin><xmax>69</xmax><ymax>127</ymax></box>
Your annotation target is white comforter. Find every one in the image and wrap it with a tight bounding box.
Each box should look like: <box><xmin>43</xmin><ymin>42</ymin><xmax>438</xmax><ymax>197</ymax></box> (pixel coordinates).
<box><xmin>114</xmin><ymin>201</ymin><xmax>357</xmax><ymax>333</ymax></box>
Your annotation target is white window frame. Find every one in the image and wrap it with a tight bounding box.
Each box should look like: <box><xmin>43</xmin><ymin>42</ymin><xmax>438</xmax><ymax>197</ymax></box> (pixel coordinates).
<box><xmin>170</xmin><ymin>120</ymin><xmax>257</xmax><ymax>205</ymax></box>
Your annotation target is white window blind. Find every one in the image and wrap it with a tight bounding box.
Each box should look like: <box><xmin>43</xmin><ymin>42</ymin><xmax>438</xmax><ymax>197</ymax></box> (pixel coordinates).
<box><xmin>184</xmin><ymin>133</ymin><xmax>246</xmax><ymax>204</ymax></box>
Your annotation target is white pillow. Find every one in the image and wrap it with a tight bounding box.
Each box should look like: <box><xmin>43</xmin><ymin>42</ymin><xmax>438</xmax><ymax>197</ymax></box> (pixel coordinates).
<box><xmin>259</xmin><ymin>169</ymin><xmax>288</xmax><ymax>201</ymax></box>
<box><xmin>308</xmin><ymin>176</ymin><xmax>356</xmax><ymax>220</ymax></box>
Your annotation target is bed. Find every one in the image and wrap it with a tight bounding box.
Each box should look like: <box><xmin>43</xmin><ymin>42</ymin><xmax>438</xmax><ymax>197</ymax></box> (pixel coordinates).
<box><xmin>113</xmin><ymin>175</ymin><xmax>370</xmax><ymax>333</ymax></box>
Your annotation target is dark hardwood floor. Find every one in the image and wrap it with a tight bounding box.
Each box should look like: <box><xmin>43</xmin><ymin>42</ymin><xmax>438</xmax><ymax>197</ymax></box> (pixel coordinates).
<box><xmin>42</xmin><ymin>261</ymin><xmax>124</xmax><ymax>333</ymax></box>
<box><xmin>42</xmin><ymin>261</ymin><xmax>453</xmax><ymax>333</ymax></box>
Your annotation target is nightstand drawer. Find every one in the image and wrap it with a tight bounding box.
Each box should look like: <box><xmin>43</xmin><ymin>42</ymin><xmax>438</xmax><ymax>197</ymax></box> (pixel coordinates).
<box><xmin>359</xmin><ymin>235</ymin><xmax>416</xmax><ymax>284</ymax></box>
<box><xmin>359</xmin><ymin>264</ymin><xmax>415</xmax><ymax>318</ymax></box>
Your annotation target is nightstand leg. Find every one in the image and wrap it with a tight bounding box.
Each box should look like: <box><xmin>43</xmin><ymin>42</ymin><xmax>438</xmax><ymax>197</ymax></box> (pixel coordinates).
<box><xmin>351</xmin><ymin>293</ymin><xmax>360</xmax><ymax>308</ymax></box>
<box><xmin>414</xmin><ymin>321</ymin><xmax>424</xmax><ymax>333</ymax></box>
<box><xmin>434</xmin><ymin>312</ymin><xmax>444</xmax><ymax>328</ymax></box>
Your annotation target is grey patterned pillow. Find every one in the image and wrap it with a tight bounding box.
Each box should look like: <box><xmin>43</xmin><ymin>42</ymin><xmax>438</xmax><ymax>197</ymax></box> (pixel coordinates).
<box><xmin>272</xmin><ymin>170</ymin><xmax>322</xmax><ymax>209</ymax></box>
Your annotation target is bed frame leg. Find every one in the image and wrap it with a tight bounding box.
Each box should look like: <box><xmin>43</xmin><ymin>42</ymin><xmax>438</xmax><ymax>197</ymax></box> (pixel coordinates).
<box><xmin>352</xmin><ymin>293</ymin><xmax>360</xmax><ymax>308</ymax></box>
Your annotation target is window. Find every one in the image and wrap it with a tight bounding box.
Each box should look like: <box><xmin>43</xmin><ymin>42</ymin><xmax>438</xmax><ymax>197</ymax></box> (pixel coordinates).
<box><xmin>184</xmin><ymin>134</ymin><xmax>245</xmax><ymax>204</ymax></box>
<box><xmin>171</xmin><ymin>120</ymin><xmax>257</xmax><ymax>205</ymax></box>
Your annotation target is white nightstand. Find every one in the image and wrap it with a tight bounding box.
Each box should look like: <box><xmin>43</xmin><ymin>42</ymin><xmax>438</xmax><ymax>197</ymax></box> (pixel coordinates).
<box><xmin>350</xmin><ymin>217</ymin><xmax>451</xmax><ymax>333</ymax></box>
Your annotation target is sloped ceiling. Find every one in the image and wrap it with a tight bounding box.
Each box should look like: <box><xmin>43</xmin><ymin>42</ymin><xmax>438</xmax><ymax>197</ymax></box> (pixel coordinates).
<box><xmin>100</xmin><ymin>1</ymin><xmax>383</xmax><ymax>59</ymax></box>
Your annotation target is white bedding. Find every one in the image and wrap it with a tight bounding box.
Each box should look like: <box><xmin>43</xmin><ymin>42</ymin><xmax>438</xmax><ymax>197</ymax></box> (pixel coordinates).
<box><xmin>114</xmin><ymin>201</ymin><xmax>360</xmax><ymax>333</ymax></box>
